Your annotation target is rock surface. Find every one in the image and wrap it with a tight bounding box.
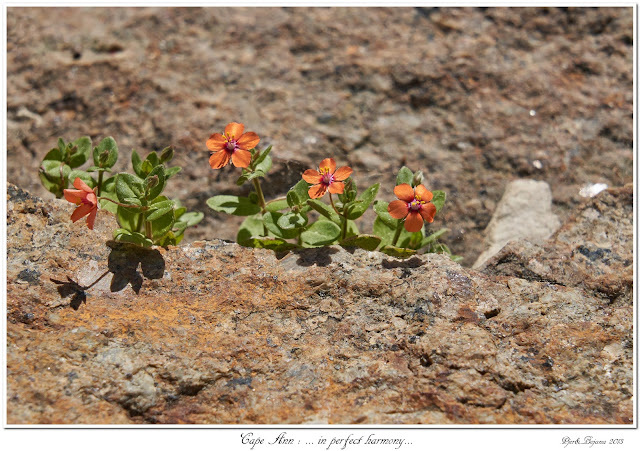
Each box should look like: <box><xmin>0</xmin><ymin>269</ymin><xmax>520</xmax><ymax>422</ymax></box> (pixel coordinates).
<box><xmin>6</xmin><ymin>184</ymin><xmax>633</xmax><ymax>424</ymax></box>
<box><xmin>6</xmin><ymin>7</ymin><xmax>634</xmax><ymax>265</ymax></box>
<box><xmin>473</xmin><ymin>179</ymin><xmax>560</xmax><ymax>268</ymax></box>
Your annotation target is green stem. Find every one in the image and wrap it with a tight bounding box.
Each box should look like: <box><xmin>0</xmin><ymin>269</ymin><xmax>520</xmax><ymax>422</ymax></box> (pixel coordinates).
<box><xmin>252</xmin><ymin>178</ymin><xmax>267</xmax><ymax>215</ymax></box>
<box><xmin>265</xmin><ymin>196</ymin><xmax>286</xmax><ymax>206</ymax></box>
<box><xmin>329</xmin><ymin>193</ymin><xmax>348</xmax><ymax>240</ymax></box>
<box><xmin>98</xmin><ymin>197</ymin><xmax>147</xmax><ymax>209</ymax></box>
<box><xmin>97</xmin><ymin>170</ymin><xmax>104</xmax><ymax>196</ymax></box>
<box><xmin>391</xmin><ymin>219</ymin><xmax>404</xmax><ymax>246</ymax></box>
<box><xmin>145</xmin><ymin>217</ymin><xmax>153</xmax><ymax>240</ymax></box>
<box><xmin>251</xmin><ymin>177</ymin><xmax>269</xmax><ymax>236</ymax></box>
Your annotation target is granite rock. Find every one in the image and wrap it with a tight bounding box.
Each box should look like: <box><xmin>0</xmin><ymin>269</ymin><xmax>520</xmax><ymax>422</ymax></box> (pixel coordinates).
<box><xmin>6</xmin><ymin>184</ymin><xmax>633</xmax><ymax>424</ymax></box>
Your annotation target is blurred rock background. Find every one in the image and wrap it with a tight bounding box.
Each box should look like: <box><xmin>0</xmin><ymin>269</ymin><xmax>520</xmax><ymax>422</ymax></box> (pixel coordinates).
<box><xmin>6</xmin><ymin>7</ymin><xmax>633</xmax><ymax>265</ymax></box>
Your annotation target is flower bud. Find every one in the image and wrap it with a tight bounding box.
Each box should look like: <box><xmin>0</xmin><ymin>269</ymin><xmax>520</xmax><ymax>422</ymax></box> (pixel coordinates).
<box><xmin>412</xmin><ymin>170</ymin><xmax>424</xmax><ymax>187</ymax></box>
<box><xmin>159</xmin><ymin>146</ymin><xmax>174</xmax><ymax>163</ymax></box>
<box><xmin>145</xmin><ymin>175</ymin><xmax>159</xmax><ymax>190</ymax></box>
<box><xmin>99</xmin><ymin>149</ymin><xmax>110</xmax><ymax>165</ymax></box>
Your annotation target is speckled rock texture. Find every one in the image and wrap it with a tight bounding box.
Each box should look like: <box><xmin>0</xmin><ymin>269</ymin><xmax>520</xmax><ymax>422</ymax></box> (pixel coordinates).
<box><xmin>6</xmin><ymin>7</ymin><xmax>634</xmax><ymax>265</ymax></box>
<box><xmin>6</xmin><ymin>184</ymin><xmax>633</xmax><ymax>424</ymax></box>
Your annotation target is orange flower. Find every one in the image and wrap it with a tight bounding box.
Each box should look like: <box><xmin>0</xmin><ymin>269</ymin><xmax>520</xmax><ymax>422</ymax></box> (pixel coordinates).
<box><xmin>206</xmin><ymin>122</ymin><xmax>260</xmax><ymax>169</ymax></box>
<box><xmin>64</xmin><ymin>178</ymin><xmax>98</xmax><ymax>230</ymax></box>
<box><xmin>388</xmin><ymin>183</ymin><xmax>436</xmax><ymax>232</ymax></box>
<box><xmin>302</xmin><ymin>158</ymin><xmax>353</xmax><ymax>199</ymax></box>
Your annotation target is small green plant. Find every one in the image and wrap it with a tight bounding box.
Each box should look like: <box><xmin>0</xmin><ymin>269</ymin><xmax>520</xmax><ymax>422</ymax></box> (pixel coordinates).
<box><xmin>40</xmin><ymin>136</ymin><xmax>203</xmax><ymax>247</ymax></box>
<box><xmin>205</xmin><ymin>122</ymin><xmax>460</xmax><ymax>260</ymax></box>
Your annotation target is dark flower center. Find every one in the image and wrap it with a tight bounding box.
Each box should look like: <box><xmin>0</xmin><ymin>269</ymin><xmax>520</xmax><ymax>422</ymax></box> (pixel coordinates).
<box><xmin>226</xmin><ymin>140</ymin><xmax>237</xmax><ymax>152</ymax></box>
<box><xmin>409</xmin><ymin>200</ymin><xmax>423</xmax><ymax>211</ymax></box>
<box><xmin>319</xmin><ymin>167</ymin><xmax>334</xmax><ymax>185</ymax></box>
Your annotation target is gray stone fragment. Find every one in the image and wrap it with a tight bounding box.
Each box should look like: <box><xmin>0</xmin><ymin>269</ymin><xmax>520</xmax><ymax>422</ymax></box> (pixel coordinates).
<box><xmin>473</xmin><ymin>179</ymin><xmax>560</xmax><ymax>268</ymax></box>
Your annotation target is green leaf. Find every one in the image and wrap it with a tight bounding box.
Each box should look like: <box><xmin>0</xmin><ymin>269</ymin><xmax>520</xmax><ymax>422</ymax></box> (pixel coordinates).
<box><xmin>98</xmin><ymin>176</ymin><xmax>118</xmax><ymax>214</ymax></box>
<box><xmin>400</xmin><ymin>231</ymin><xmax>424</xmax><ymax>250</ymax></box>
<box><xmin>373</xmin><ymin>200</ymin><xmax>397</xmax><ymax>228</ymax></box>
<box><xmin>344</xmin><ymin>183</ymin><xmax>379</xmax><ymax>220</ymax></box>
<box><xmin>93</xmin><ymin>136</ymin><xmax>118</xmax><ymax>168</ymax></box>
<box><xmin>277</xmin><ymin>211</ymin><xmax>308</xmax><ymax>230</ymax></box>
<box><xmin>243</xmin><ymin>238</ymin><xmax>299</xmax><ymax>252</ymax></box>
<box><xmin>236</xmin><ymin>169</ymin><xmax>265</xmax><ymax>186</ymax></box>
<box><xmin>421</xmin><ymin>228</ymin><xmax>449</xmax><ymax>248</ymax></box>
<box><xmin>146</xmin><ymin>151</ymin><xmax>159</xmax><ymax>167</ymax></box>
<box><xmin>450</xmin><ymin>255</ymin><xmax>464</xmax><ymax>263</ymax></box>
<box><xmin>263</xmin><ymin>212</ymin><xmax>301</xmax><ymax>239</ymax></box>
<box><xmin>287</xmin><ymin>179</ymin><xmax>310</xmax><ymax>208</ymax></box>
<box><xmin>150</xmin><ymin>208</ymin><xmax>175</xmax><ymax>239</ymax></box>
<box><xmin>131</xmin><ymin>149</ymin><xmax>143</xmax><ymax>177</ymax></box>
<box><xmin>146</xmin><ymin>165</ymin><xmax>166</xmax><ymax>201</ymax></box>
<box><xmin>146</xmin><ymin>203</ymin><xmax>174</xmax><ymax>221</ymax></box>
<box><xmin>300</xmin><ymin>220</ymin><xmax>341</xmax><ymax>246</ymax></box>
<box><xmin>254</xmin><ymin>153</ymin><xmax>272</xmax><ymax>175</ymax></box>
<box><xmin>431</xmin><ymin>190</ymin><xmax>446</xmax><ymax>213</ymax></box>
<box><xmin>307</xmin><ymin>199</ymin><xmax>341</xmax><ymax>224</ymax></box>
<box><xmin>165</xmin><ymin>166</ymin><xmax>181</xmax><ymax>179</ymax></box>
<box><xmin>115</xmin><ymin>173</ymin><xmax>145</xmax><ymax>205</ymax></box>
<box><xmin>346</xmin><ymin>219</ymin><xmax>359</xmax><ymax>238</ymax></box>
<box><xmin>42</xmin><ymin>146</ymin><xmax>64</xmax><ymax>162</ymax></box>
<box><xmin>113</xmin><ymin>229</ymin><xmax>153</xmax><ymax>247</ymax></box>
<box><xmin>340</xmin><ymin>234</ymin><xmax>382</xmax><ymax>251</ymax></box>
<box><xmin>338</xmin><ymin>177</ymin><xmax>358</xmax><ymax>203</ymax></box>
<box><xmin>177</xmin><ymin>211</ymin><xmax>203</xmax><ymax>228</ymax></box>
<box><xmin>396</xmin><ymin>166</ymin><xmax>414</xmax><ymax>186</ymax></box>
<box><xmin>141</xmin><ymin>159</ymin><xmax>154</xmax><ymax>177</ymax></box>
<box><xmin>252</xmin><ymin>145</ymin><xmax>272</xmax><ymax>168</ymax></box>
<box><xmin>206</xmin><ymin>195</ymin><xmax>261</xmax><ymax>216</ymax></box>
<box><xmin>38</xmin><ymin>171</ymin><xmax>63</xmax><ymax>197</ymax></box>
<box><xmin>41</xmin><ymin>159</ymin><xmax>71</xmax><ymax>184</ymax></box>
<box><xmin>373</xmin><ymin>216</ymin><xmax>411</xmax><ymax>247</ymax></box>
<box><xmin>237</xmin><ymin>214</ymin><xmax>266</xmax><ymax>244</ymax></box>
<box><xmin>57</xmin><ymin>138</ymin><xmax>66</xmax><ymax>152</ymax></box>
<box><xmin>68</xmin><ymin>170</ymin><xmax>96</xmax><ymax>189</ymax></box>
<box><xmin>266</xmin><ymin>198</ymin><xmax>289</xmax><ymax>212</ymax></box>
<box><xmin>67</xmin><ymin>136</ymin><xmax>92</xmax><ymax>168</ymax></box>
<box><xmin>116</xmin><ymin>206</ymin><xmax>141</xmax><ymax>232</ymax></box>
<box><xmin>380</xmin><ymin>245</ymin><xmax>417</xmax><ymax>259</ymax></box>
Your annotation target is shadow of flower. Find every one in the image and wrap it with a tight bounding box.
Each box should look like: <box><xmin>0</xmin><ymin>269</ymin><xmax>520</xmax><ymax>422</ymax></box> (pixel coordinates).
<box><xmin>106</xmin><ymin>241</ymin><xmax>165</xmax><ymax>294</ymax></box>
<box><xmin>293</xmin><ymin>246</ymin><xmax>339</xmax><ymax>267</ymax></box>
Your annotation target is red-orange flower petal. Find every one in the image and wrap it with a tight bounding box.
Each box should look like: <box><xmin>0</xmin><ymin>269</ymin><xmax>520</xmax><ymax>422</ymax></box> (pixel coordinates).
<box><xmin>231</xmin><ymin>148</ymin><xmax>252</xmax><ymax>168</ymax></box>
<box><xmin>302</xmin><ymin>169</ymin><xmax>322</xmax><ymax>184</ymax></box>
<box><xmin>328</xmin><ymin>181</ymin><xmax>345</xmax><ymax>194</ymax></box>
<box><xmin>319</xmin><ymin>158</ymin><xmax>337</xmax><ymax>173</ymax></box>
<box><xmin>388</xmin><ymin>200</ymin><xmax>409</xmax><ymax>219</ymax></box>
<box><xmin>404</xmin><ymin>211</ymin><xmax>424</xmax><ymax>232</ymax></box>
<box><xmin>308</xmin><ymin>184</ymin><xmax>328</xmax><ymax>199</ymax></box>
<box><xmin>419</xmin><ymin>202</ymin><xmax>437</xmax><ymax>223</ymax></box>
<box><xmin>394</xmin><ymin>184</ymin><xmax>415</xmax><ymax>202</ymax></box>
<box><xmin>225</xmin><ymin>122</ymin><xmax>244</xmax><ymax>139</ymax></box>
<box><xmin>236</xmin><ymin>132</ymin><xmax>260</xmax><ymax>150</ymax></box>
<box><xmin>87</xmin><ymin>208</ymin><xmax>97</xmax><ymax>230</ymax></box>
<box><xmin>70</xmin><ymin>203</ymin><xmax>94</xmax><ymax>223</ymax></box>
<box><xmin>64</xmin><ymin>189</ymin><xmax>84</xmax><ymax>204</ymax></box>
<box><xmin>209</xmin><ymin>150</ymin><xmax>231</xmax><ymax>169</ymax></box>
<box><xmin>73</xmin><ymin>177</ymin><xmax>93</xmax><ymax>193</ymax></box>
<box><xmin>414</xmin><ymin>184</ymin><xmax>433</xmax><ymax>202</ymax></box>
<box><xmin>206</xmin><ymin>133</ymin><xmax>227</xmax><ymax>152</ymax></box>
<box><xmin>333</xmin><ymin>166</ymin><xmax>353</xmax><ymax>181</ymax></box>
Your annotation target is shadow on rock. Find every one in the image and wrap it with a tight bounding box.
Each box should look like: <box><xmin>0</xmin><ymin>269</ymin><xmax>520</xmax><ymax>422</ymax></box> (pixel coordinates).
<box><xmin>293</xmin><ymin>246</ymin><xmax>339</xmax><ymax>267</ymax></box>
<box><xmin>107</xmin><ymin>241</ymin><xmax>165</xmax><ymax>294</ymax></box>
<box><xmin>50</xmin><ymin>270</ymin><xmax>109</xmax><ymax>310</ymax></box>
<box><xmin>382</xmin><ymin>256</ymin><xmax>426</xmax><ymax>270</ymax></box>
